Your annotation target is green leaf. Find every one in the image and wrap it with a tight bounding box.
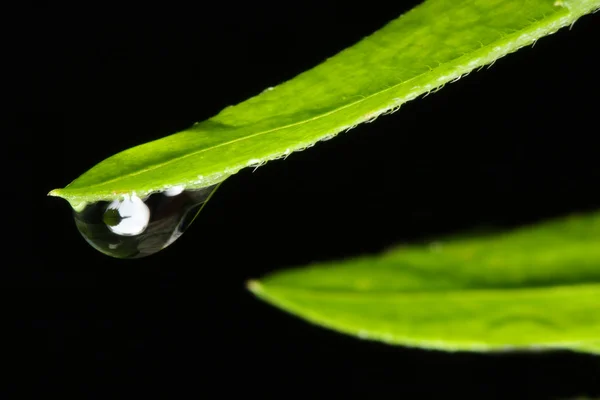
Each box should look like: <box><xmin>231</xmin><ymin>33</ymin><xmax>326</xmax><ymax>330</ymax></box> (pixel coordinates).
<box><xmin>570</xmin><ymin>342</ymin><xmax>600</xmax><ymax>355</ymax></box>
<box><xmin>49</xmin><ymin>0</ymin><xmax>600</xmax><ymax>207</ymax></box>
<box><xmin>248</xmin><ymin>212</ymin><xmax>600</xmax><ymax>353</ymax></box>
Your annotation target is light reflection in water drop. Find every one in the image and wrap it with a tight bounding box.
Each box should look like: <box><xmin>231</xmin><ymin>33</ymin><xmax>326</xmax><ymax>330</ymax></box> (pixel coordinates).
<box><xmin>73</xmin><ymin>184</ymin><xmax>219</xmax><ymax>259</ymax></box>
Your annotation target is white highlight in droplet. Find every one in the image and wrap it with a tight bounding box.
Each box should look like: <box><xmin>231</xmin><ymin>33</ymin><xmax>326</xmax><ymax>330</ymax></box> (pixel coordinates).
<box><xmin>106</xmin><ymin>195</ymin><xmax>150</xmax><ymax>236</ymax></box>
<box><xmin>164</xmin><ymin>185</ymin><xmax>184</xmax><ymax>197</ymax></box>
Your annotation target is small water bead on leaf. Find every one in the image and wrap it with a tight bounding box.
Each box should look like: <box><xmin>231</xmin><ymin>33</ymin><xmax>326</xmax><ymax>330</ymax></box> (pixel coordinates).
<box><xmin>163</xmin><ymin>185</ymin><xmax>185</xmax><ymax>197</ymax></box>
<box><xmin>73</xmin><ymin>185</ymin><xmax>219</xmax><ymax>259</ymax></box>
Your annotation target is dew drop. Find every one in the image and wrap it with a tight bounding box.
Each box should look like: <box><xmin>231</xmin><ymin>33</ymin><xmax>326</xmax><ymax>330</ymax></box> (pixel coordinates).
<box><xmin>164</xmin><ymin>185</ymin><xmax>184</xmax><ymax>197</ymax></box>
<box><xmin>73</xmin><ymin>184</ymin><xmax>219</xmax><ymax>259</ymax></box>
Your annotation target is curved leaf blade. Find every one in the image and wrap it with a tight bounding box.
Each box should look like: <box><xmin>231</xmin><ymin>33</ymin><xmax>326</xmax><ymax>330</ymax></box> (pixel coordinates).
<box><xmin>249</xmin><ymin>212</ymin><xmax>600</xmax><ymax>353</ymax></box>
<box><xmin>50</xmin><ymin>0</ymin><xmax>600</xmax><ymax>206</ymax></box>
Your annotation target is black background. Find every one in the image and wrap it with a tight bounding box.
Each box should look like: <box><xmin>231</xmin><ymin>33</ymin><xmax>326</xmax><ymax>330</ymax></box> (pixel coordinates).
<box><xmin>7</xmin><ymin>1</ymin><xmax>600</xmax><ymax>397</ymax></box>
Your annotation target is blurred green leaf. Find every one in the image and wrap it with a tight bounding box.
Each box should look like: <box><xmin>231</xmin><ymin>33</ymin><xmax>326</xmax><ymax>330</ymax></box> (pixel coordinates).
<box><xmin>249</xmin><ymin>212</ymin><xmax>600</xmax><ymax>353</ymax></box>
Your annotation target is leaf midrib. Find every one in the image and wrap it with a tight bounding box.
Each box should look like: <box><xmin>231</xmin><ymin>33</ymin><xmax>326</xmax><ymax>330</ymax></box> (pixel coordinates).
<box><xmin>258</xmin><ymin>282</ymin><xmax>600</xmax><ymax>298</ymax></box>
<box><xmin>71</xmin><ymin>92</ymin><xmax>373</xmax><ymax>190</ymax></box>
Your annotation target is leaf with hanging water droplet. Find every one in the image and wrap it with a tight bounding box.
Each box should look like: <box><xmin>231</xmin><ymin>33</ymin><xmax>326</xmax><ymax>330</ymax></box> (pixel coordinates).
<box><xmin>248</xmin><ymin>212</ymin><xmax>600</xmax><ymax>354</ymax></box>
<box><xmin>49</xmin><ymin>0</ymin><xmax>600</xmax><ymax>207</ymax></box>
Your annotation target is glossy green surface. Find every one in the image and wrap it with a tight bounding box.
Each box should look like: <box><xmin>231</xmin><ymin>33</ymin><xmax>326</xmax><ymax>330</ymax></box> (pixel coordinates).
<box><xmin>250</xmin><ymin>212</ymin><xmax>600</xmax><ymax>353</ymax></box>
<box><xmin>50</xmin><ymin>0</ymin><xmax>600</xmax><ymax>206</ymax></box>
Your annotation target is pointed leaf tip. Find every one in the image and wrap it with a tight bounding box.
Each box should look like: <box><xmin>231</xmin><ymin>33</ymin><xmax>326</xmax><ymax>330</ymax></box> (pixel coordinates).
<box><xmin>246</xmin><ymin>280</ymin><xmax>263</xmax><ymax>293</ymax></box>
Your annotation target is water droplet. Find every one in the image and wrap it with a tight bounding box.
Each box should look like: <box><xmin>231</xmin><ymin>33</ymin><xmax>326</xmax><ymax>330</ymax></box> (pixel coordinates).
<box><xmin>164</xmin><ymin>185</ymin><xmax>184</xmax><ymax>197</ymax></box>
<box><xmin>73</xmin><ymin>185</ymin><xmax>219</xmax><ymax>259</ymax></box>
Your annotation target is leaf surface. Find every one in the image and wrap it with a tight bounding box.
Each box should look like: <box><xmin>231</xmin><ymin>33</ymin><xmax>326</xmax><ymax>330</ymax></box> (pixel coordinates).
<box><xmin>249</xmin><ymin>212</ymin><xmax>600</xmax><ymax>353</ymax></box>
<box><xmin>50</xmin><ymin>0</ymin><xmax>600</xmax><ymax>206</ymax></box>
